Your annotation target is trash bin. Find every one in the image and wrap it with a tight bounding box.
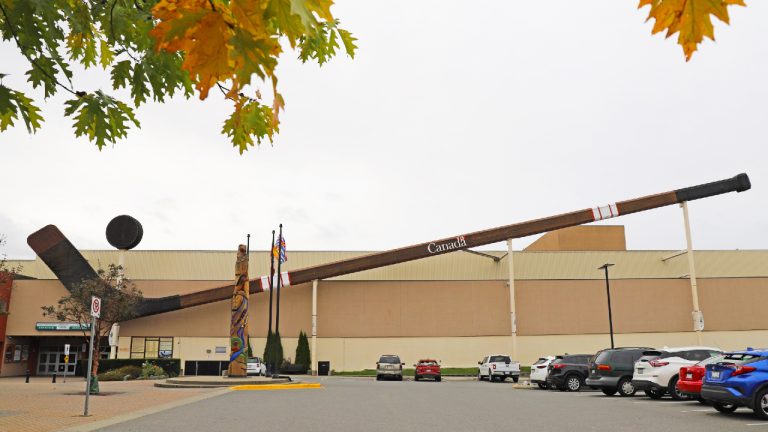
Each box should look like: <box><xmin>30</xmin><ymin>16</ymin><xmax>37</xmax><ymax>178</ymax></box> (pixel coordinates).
<box><xmin>318</xmin><ymin>361</ymin><xmax>330</xmax><ymax>376</ymax></box>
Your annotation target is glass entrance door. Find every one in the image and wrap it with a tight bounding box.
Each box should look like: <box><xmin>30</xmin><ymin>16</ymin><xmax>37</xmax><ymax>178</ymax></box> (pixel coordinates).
<box><xmin>37</xmin><ymin>346</ymin><xmax>77</xmax><ymax>376</ymax></box>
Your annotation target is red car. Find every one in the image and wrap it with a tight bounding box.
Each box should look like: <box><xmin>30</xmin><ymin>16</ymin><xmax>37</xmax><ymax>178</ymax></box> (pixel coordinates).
<box><xmin>677</xmin><ymin>354</ymin><xmax>725</xmax><ymax>402</ymax></box>
<box><xmin>414</xmin><ymin>359</ymin><xmax>441</xmax><ymax>382</ymax></box>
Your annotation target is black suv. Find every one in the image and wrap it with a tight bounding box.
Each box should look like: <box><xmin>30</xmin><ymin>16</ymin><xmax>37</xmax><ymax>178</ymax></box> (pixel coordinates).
<box><xmin>547</xmin><ymin>354</ymin><xmax>592</xmax><ymax>392</ymax></box>
<box><xmin>586</xmin><ymin>347</ymin><xmax>654</xmax><ymax>396</ymax></box>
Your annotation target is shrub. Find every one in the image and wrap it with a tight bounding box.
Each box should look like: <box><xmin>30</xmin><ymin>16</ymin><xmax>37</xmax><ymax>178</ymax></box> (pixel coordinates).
<box><xmin>78</xmin><ymin>358</ymin><xmax>180</xmax><ymax>377</ymax></box>
<box><xmin>98</xmin><ymin>365</ymin><xmax>142</xmax><ymax>381</ymax></box>
<box><xmin>141</xmin><ymin>362</ymin><xmax>166</xmax><ymax>379</ymax></box>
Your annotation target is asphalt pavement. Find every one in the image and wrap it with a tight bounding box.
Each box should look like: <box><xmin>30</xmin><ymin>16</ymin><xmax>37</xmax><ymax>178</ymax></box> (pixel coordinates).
<box><xmin>97</xmin><ymin>377</ymin><xmax>768</xmax><ymax>432</ymax></box>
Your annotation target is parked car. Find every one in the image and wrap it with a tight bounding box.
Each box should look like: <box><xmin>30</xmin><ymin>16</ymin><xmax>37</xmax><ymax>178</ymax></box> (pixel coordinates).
<box><xmin>414</xmin><ymin>359</ymin><xmax>441</xmax><ymax>382</ymax></box>
<box><xmin>547</xmin><ymin>354</ymin><xmax>592</xmax><ymax>392</ymax></box>
<box><xmin>530</xmin><ymin>356</ymin><xmax>555</xmax><ymax>389</ymax></box>
<box><xmin>478</xmin><ymin>354</ymin><xmax>520</xmax><ymax>382</ymax></box>
<box><xmin>632</xmin><ymin>346</ymin><xmax>722</xmax><ymax>400</ymax></box>
<box><xmin>376</xmin><ymin>354</ymin><xmax>405</xmax><ymax>381</ymax></box>
<box><xmin>246</xmin><ymin>357</ymin><xmax>266</xmax><ymax>376</ymax></box>
<box><xmin>586</xmin><ymin>347</ymin><xmax>653</xmax><ymax>397</ymax></box>
<box><xmin>701</xmin><ymin>348</ymin><xmax>768</xmax><ymax>419</ymax></box>
<box><xmin>677</xmin><ymin>353</ymin><xmax>726</xmax><ymax>402</ymax></box>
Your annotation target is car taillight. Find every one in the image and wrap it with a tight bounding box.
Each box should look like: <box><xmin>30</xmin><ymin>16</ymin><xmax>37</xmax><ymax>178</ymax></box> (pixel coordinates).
<box><xmin>597</xmin><ymin>364</ymin><xmax>611</xmax><ymax>371</ymax></box>
<box><xmin>649</xmin><ymin>360</ymin><xmax>669</xmax><ymax>367</ymax></box>
<box><xmin>731</xmin><ymin>365</ymin><xmax>756</xmax><ymax>376</ymax></box>
<box><xmin>536</xmin><ymin>365</ymin><xmax>547</xmax><ymax>369</ymax></box>
<box><xmin>492</xmin><ymin>364</ymin><xmax>496</xmax><ymax>370</ymax></box>
<box><xmin>553</xmin><ymin>364</ymin><xmax>566</xmax><ymax>369</ymax></box>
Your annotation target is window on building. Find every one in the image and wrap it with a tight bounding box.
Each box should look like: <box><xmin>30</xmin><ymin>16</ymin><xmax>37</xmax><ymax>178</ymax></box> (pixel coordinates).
<box><xmin>130</xmin><ymin>337</ymin><xmax>173</xmax><ymax>359</ymax></box>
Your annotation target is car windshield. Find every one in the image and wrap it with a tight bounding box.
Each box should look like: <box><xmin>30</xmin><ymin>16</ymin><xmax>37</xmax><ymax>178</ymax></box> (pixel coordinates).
<box><xmin>697</xmin><ymin>354</ymin><xmax>725</xmax><ymax>366</ymax></box>
<box><xmin>418</xmin><ymin>361</ymin><xmax>438</xmax><ymax>366</ymax></box>
<box><xmin>594</xmin><ymin>350</ymin><xmax>611</xmax><ymax>364</ymax></box>
<box><xmin>247</xmin><ymin>357</ymin><xmax>260</xmax><ymax>363</ymax></box>
<box><xmin>532</xmin><ymin>358</ymin><xmax>549</xmax><ymax>365</ymax></box>
<box><xmin>379</xmin><ymin>356</ymin><xmax>400</xmax><ymax>364</ymax></box>
<box><xmin>718</xmin><ymin>353</ymin><xmax>764</xmax><ymax>366</ymax></box>
<box><xmin>490</xmin><ymin>356</ymin><xmax>511</xmax><ymax>363</ymax></box>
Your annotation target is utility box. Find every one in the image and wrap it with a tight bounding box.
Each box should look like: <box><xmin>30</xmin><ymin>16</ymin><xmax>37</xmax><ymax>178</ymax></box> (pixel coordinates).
<box><xmin>318</xmin><ymin>361</ymin><xmax>330</xmax><ymax>376</ymax></box>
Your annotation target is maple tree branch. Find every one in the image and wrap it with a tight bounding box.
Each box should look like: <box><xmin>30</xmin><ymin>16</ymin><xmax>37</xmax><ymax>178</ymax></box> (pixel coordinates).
<box><xmin>0</xmin><ymin>1</ymin><xmax>79</xmax><ymax>97</ymax></box>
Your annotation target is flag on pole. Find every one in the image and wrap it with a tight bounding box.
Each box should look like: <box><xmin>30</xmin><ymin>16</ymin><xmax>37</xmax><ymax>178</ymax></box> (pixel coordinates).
<box><xmin>272</xmin><ymin>235</ymin><xmax>287</xmax><ymax>263</ymax></box>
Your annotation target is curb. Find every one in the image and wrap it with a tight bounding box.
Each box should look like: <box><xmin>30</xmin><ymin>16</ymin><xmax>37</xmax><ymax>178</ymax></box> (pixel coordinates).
<box><xmin>231</xmin><ymin>383</ymin><xmax>322</xmax><ymax>391</ymax></box>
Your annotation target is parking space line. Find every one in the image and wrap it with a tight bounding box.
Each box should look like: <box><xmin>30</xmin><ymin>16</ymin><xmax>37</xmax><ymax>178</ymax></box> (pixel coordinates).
<box><xmin>746</xmin><ymin>423</ymin><xmax>768</xmax><ymax>426</ymax></box>
<box><xmin>680</xmin><ymin>409</ymin><xmax>712</xmax><ymax>412</ymax></box>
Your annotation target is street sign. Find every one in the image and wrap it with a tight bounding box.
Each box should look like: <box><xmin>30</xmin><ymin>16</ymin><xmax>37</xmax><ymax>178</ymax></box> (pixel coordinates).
<box><xmin>90</xmin><ymin>296</ymin><xmax>101</xmax><ymax>318</ymax></box>
<box><xmin>64</xmin><ymin>355</ymin><xmax>69</xmax><ymax>364</ymax></box>
<box><xmin>64</xmin><ymin>344</ymin><xmax>70</xmax><ymax>355</ymax></box>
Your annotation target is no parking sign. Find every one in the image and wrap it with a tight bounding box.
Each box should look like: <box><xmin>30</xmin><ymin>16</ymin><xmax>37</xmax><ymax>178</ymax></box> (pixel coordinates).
<box><xmin>91</xmin><ymin>296</ymin><xmax>101</xmax><ymax>318</ymax></box>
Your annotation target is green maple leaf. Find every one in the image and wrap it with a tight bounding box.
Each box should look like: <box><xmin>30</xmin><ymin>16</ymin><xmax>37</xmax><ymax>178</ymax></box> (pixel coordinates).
<box><xmin>64</xmin><ymin>91</ymin><xmax>139</xmax><ymax>149</ymax></box>
<box><xmin>111</xmin><ymin>60</ymin><xmax>132</xmax><ymax>90</ymax></box>
<box><xmin>0</xmin><ymin>85</ymin><xmax>44</xmax><ymax>133</ymax></box>
<box><xmin>25</xmin><ymin>56</ymin><xmax>58</xmax><ymax>98</ymax></box>
<box><xmin>222</xmin><ymin>100</ymin><xmax>275</xmax><ymax>154</ymax></box>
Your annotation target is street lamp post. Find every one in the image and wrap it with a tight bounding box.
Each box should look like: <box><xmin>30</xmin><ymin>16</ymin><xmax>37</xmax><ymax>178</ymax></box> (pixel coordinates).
<box><xmin>598</xmin><ymin>263</ymin><xmax>615</xmax><ymax>349</ymax></box>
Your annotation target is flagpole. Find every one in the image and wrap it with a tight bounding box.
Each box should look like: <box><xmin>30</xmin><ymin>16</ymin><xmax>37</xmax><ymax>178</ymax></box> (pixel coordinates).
<box><xmin>273</xmin><ymin>223</ymin><xmax>283</xmax><ymax>378</ymax></box>
<box><xmin>268</xmin><ymin>230</ymin><xmax>275</xmax><ymax>374</ymax></box>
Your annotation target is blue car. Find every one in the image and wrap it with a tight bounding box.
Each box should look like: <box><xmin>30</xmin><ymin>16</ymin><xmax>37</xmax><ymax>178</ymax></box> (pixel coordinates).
<box><xmin>701</xmin><ymin>348</ymin><xmax>768</xmax><ymax>419</ymax></box>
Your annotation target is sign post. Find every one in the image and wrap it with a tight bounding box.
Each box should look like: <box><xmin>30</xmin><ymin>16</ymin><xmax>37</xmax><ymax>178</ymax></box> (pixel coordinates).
<box><xmin>63</xmin><ymin>344</ymin><xmax>70</xmax><ymax>383</ymax></box>
<box><xmin>84</xmin><ymin>296</ymin><xmax>100</xmax><ymax>416</ymax></box>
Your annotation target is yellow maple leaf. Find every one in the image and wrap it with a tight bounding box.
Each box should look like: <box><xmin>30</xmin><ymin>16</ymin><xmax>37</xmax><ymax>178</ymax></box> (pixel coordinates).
<box><xmin>639</xmin><ymin>0</ymin><xmax>746</xmax><ymax>61</ymax></box>
<box><xmin>151</xmin><ymin>0</ymin><xmax>235</xmax><ymax>99</ymax></box>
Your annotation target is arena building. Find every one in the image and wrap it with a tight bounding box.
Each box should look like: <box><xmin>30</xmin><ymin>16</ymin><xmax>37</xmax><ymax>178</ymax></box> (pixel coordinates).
<box><xmin>2</xmin><ymin>226</ymin><xmax>767</xmax><ymax>377</ymax></box>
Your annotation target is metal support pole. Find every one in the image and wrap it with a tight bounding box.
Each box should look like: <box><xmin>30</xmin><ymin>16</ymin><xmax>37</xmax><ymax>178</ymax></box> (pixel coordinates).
<box><xmin>84</xmin><ymin>317</ymin><xmax>95</xmax><ymax>416</ymax></box>
<box><xmin>681</xmin><ymin>202</ymin><xmax>704</xmax><ymax>343</ymax></box>
<box><xmin>599</xmin><ymin>264</ymin><xmax>615</xmax><ymax>349</ymax></box>
<box><xmin>311</xmin><ymin>279</ymin><xmax>318</xmax><ymax>376</ymax></box>
<box><xmin>506</xmin><ymin>239</ymin><xmax>517</xmax><ymax>360</ymax></box>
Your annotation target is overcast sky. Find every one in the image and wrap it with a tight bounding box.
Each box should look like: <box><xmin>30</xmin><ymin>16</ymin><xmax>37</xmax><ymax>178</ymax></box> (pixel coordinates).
<box><xmin>1</xmin><ymin>1</ymin><xmax>766</xmax><ymax>260</ymax></box>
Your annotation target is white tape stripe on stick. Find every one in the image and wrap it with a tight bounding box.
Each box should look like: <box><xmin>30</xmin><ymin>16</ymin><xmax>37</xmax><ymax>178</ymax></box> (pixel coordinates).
<box><xmin>260</xmin><ymin>276</ymin><xmax>270</xmax><ymax>291</ymax></box>
<box><xmin>281</xmin><ymin>272</ymin><xmax>291</xmax><ymax>287</ymax></box>
<box><xmin>592</xmin><ymin>203</ymin><xmax>620</xmax><ymax>221</ymax></box>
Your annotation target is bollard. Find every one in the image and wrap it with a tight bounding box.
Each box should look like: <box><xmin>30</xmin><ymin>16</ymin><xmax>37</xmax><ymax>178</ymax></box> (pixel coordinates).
<box><xmin>52</xmin><ymin>373</ymin><xmax>56</xmax><ymax>383</ymax></box>
<box><xmin>25</xmin><ymin>369</ymin><xmax>30</xmax><ymax>383</ymax></box>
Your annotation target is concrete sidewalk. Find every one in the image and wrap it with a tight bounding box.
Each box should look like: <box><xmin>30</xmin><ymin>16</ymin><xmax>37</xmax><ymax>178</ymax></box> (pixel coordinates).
<box><xmin>0</xmin><ymin>376</ymin><xmax>225</xmax><ymax>432</ymax></box>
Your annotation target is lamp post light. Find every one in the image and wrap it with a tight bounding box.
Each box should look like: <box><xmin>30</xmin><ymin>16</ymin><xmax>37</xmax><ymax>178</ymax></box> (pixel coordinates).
<box><xmin>598</xmin><ymin>263</ymin><xmax>615</xmax><ymax>349</ymax></box>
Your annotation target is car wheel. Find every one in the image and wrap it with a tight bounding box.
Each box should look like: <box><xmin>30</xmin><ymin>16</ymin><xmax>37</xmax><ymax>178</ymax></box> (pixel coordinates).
<box><xmin>537</xmin><ymin>383</ymin><xmax>548</xmax><ymax>390</ymax></box>
<box><xmin>697</xmin><ymin>397</ymin><xmax>708</xmax><ymax>405</ymax></box>
<box><xmin>566</xmin><ymin>375</ymin><xmax>582</xmax><ymax>392</ymax></box>
<box><xmin>414</xmin><ymin>375</ymin><xmax>420</xmax><ymax>381</ymax></box>
<box><xmin>645</xmin><ymin>388</ymin><xmax>665</xmax><ymax>399</ymax></box>
<box><xmin>617</xmin><ymin>378</ymin><xmax>636</xmax><ymax>397</ymax></box>
<box><xmin>512</xmin><ymin>376</ymin><xmax>519</xmax><ymax>383</ymax></box>
<box><xmin>488</xmin><ymin>371</ymin><xmax>494</xmax><ymax>382</ymax></box>
<box><xmin>668</xmin><ymin>376</ymin><xmax>689</xmax><ymax>401</ymax></box>
<box><xmin>754</xmin><ymin>387</ymin><xmax>768</xmax><ymax>420</ymax></box>
<box><xmin>602</xmin><ymin>388</ymin><xmax>617</xmax><ymax>396</ymax></box>
<box><xmin>477</xmin><ymin>371</ymin><xmax>483</xmax><ymax>381</ymax></box>
<box><xmin>376</xmin><ymin>375</ymin><xmax>381</xmax><ymax>381</ymax></box>
<box><xmin>398</xmin><ymin>375</ymin><xmax>403</xmax><ymax>381</ymax></box>
<box><xmin>435</xmin><ymin>376</ymin><xmax>441</xmax><ymax>382</ymax></box>
<box><xmin>713</xmin><ymin>402</ymin><xmax>737</xmax><ymax>413</ymax></box>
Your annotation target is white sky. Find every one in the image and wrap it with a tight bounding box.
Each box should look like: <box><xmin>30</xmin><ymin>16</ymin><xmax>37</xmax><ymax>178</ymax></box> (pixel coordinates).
<box><xmin>1</xmin><ymin>1</ymin><xmax>767</xmax><ymax>260</ymax></box>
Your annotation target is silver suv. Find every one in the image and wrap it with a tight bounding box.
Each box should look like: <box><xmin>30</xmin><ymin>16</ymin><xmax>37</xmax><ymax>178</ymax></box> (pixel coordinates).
<box><xmin>376</xmin><ymin>355</ymin><xmax>404</xmax><ymax>381</ymax></box>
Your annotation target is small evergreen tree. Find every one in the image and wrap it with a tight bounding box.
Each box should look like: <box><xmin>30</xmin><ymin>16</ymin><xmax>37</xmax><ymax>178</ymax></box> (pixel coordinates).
<box><xmin>263</xmin><ymin>331</ymin><xmax>283</xmax><ymax>372</ymax></box>
<box><xmin>295</xmin><ymin>331</ymin><xmax>311</xmax><ymax>372</ymax></box>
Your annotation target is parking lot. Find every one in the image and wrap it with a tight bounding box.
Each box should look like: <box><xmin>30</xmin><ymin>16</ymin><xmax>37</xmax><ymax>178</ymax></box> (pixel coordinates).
<box><xmin>97</xmin><ymin>377</ymin><xmax>768</xmax><ymax>432</ymax></box>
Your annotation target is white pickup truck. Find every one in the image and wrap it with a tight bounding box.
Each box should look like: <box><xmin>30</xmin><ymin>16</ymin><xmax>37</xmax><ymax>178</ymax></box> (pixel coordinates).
<box><xmin>478</xmin><ymin>354</ymin><xmax>521</xmax><ymax>382</ymax></box>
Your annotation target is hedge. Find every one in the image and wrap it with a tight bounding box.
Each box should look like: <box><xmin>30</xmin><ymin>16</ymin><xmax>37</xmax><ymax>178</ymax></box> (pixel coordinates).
<box><xmin>78</xmin><ymin>358</ymin><xmax>181</xmax><ymax>377</ymax></box>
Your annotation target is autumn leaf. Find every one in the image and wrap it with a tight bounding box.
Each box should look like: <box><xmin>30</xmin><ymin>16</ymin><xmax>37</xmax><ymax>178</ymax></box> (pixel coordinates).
<box><xmin>639</xmin><ymin>0</ymin><xmax>746</xmax><ymax>61</ymax></box>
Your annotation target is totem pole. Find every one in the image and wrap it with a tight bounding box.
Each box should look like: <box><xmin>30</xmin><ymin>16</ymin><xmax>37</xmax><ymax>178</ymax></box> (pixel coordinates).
<box><xmin>228</xmin><ymin>244</ymin><xmax>249</xmax><ymax>377</ymax></box>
